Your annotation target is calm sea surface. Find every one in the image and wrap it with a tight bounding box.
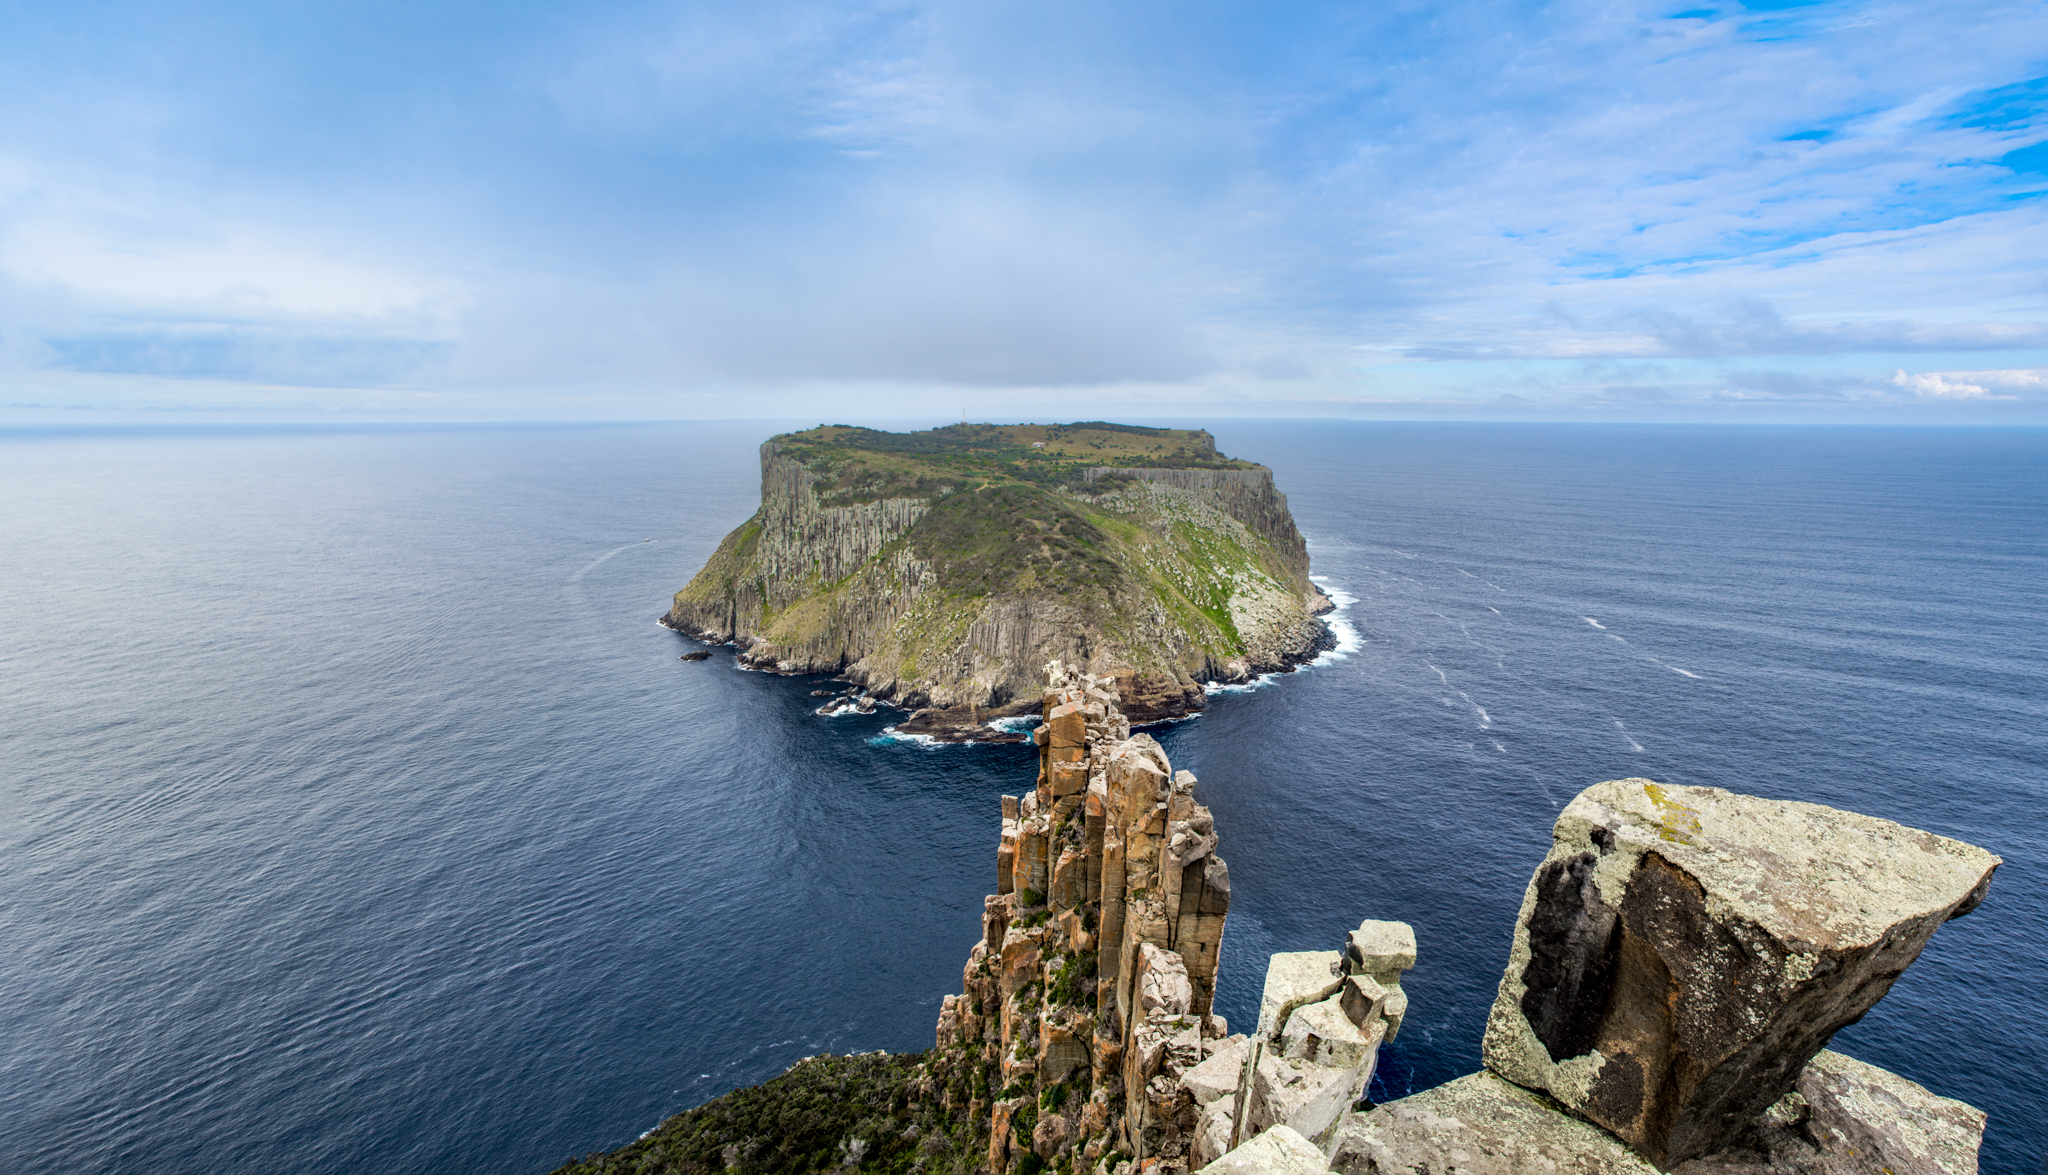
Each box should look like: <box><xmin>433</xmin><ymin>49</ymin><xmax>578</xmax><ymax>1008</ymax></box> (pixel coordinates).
<box><xmin>3</xmin><ymin>422</ymin><xmax>2043</xmax><ymax>1175</ymax></box>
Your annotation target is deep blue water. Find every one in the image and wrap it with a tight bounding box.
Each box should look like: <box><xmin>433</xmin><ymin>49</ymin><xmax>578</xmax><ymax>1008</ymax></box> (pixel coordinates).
<box><xmin>2</xmin><ymin>422</ymin><xmax>2042</xmax><ymax>1175</ymax></box>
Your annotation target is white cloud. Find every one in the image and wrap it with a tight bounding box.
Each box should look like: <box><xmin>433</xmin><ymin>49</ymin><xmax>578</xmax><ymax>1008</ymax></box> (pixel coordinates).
<box><xmin>1891</xmin><ymin>367</ymin><xmax>2043</xmax><ymax>399</ymax></box>
<box><xmin>5</xmin><ymin>0</ymin><xmax>2048</xmax><ymax>414</ymax></box>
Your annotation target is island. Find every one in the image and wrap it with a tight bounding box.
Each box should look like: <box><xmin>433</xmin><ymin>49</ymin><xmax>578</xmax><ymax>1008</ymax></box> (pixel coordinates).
<box><xmin>662</xmin><ymin>422</ymin><xmax>1333</xmax><ymax>740</ymax></box>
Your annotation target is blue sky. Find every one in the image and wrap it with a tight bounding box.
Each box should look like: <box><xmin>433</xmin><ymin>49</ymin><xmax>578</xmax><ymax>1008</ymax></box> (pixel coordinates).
<box><xmin>2</xmin><ymin>0</ymin><xmax>2046</xmax><ymax>422</ymax></box>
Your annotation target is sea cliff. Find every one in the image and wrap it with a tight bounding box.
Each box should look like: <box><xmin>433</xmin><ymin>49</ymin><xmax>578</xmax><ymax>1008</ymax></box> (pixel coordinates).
<box><xmin>553</xmin><ymin>674</ymin><xmax>2000</xmax><ymax>1175</ymax></box>
<box><xmin>663</xmin><ymin>423</ymin><xmax>1332</xmax><ymax>738</ymax></box>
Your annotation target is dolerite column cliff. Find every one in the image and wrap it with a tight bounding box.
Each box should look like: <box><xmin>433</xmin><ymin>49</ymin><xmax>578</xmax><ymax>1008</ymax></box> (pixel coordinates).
<box><xmin>934</xmin><ymin>668</ymin><xmax>1415</xmax><ymax>1175</ymax></box>
<box><xmin>935</xmin><ymin>667</ymin><xmax>1236</xmax><ymax>1173</ymax></box>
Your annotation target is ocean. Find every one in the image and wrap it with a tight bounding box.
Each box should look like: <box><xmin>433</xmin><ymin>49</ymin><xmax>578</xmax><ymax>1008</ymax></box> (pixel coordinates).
<box><xmin>2</xmin><ymin>421</ymin><xmax>2042</xmax><ymax>1175</ymax></box>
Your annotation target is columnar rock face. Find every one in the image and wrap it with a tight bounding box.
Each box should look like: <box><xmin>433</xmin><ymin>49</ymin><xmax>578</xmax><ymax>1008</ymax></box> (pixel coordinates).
<box><xmin>1481</xmin><ymin>778</ymin><xmax>1999</xmax><ymax>1169</ymax></box>
<box><xmin>933</xmin><ymin>668</ymin><xmax>1417</xmax><ymax>1175</ymax></box>
<box><xmin>933</xmin><ymin>669</ymin><xmax>1240</xmax><ymax>1175</ymax></box>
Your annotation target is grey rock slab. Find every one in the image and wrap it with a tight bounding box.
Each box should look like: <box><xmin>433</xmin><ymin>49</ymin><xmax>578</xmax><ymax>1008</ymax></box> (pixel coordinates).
<box><xmin>1245</xmin><ymin>1052</ymin><xmax>1362</xmax><ymax>1148</ymax></box>
<box><xmin>1669</xmin><ymin>1050</ymin><xmax>1986</xmax><ymax>1175</ymax></box>
<box><xmin>1483</xmin><ymin>778</ymin><xmax>1998</xmax><ymax>1168</ymax></box>
<box><xmin>1199</xmin><ymin>1125</ymin><xmax>1332</xmax><ymax>1175</ymax></box>
<box><xmin>1185</xmin><ymin>1036</ymin><xmax>1251</xmax><ymax>1107</ymax></box>
<box><xmin>1345</xmin><ymin>921</ymin><xmax>1416</xmax><ymax>978</ymax></box>
<box><xmin>1332</xmin><ymin>1051</ymin><xmax>1985</xmax><ymax>1175</ymax></box>
<box><xmin>1282</xmin><ymin>997</ymin><xmax>1384</xmax><ymax>1072</ymax></box>
<box><xmin>1256</xmin><ymin>951</ymin><xmax>1345</xmax><ymax>1035</ymax></box>
<box><xmin>1331</xmin><ymin>1070</ymin><xmax>1659</xmax><ymax>1175</ymax></box>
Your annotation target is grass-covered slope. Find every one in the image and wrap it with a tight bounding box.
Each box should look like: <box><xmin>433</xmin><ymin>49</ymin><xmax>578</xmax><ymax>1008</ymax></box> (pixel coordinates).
<box><xmin>666</xmin><ymin>423</ymin><xmax>1331</xmax><ymax>734</ymax></box>
<box><xmin>550</xmin><ymin>1051</ymin><xmax>981</xmax><ymax>1175</ymax></box>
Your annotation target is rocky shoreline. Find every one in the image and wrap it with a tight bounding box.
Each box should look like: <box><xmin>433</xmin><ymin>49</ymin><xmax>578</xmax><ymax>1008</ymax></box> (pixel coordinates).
<box><xmin>661</xmin><ymin>604</ymin><xmax>1339</xmax><ymax>744</ymax></box>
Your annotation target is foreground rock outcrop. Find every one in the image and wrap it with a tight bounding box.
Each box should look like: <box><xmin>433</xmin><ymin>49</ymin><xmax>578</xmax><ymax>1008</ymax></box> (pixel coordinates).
<box><xmin>1290</xmin><ymin>778</ymin><xmax>1999</xmax><ymax>1175</ymax></box>
<box><xmin>664</xmin><ymin>424</ymin><xmax>1334</xmax><ymax>739</ymax></box>
<box><xmin>1480</xmin><ymin>778</ymin><xmax>1999</xmax><ymax>1168</ymax></box>
<box><xmin>551</xmin><ymin>734</ymin><xmax>2000</xmax><ymax>1175</ymax></box>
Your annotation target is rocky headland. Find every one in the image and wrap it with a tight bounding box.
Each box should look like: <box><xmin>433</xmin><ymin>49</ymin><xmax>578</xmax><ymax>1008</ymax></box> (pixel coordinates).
<box><xmin>554</xmin><ymin>675</ymin><xmax>2000</xmax><ymax>1175</ymax></box>
<box><xmin>662</xmin><ymin>423</ymin><xmax>1334</xmax><ymax>740</ymax></box>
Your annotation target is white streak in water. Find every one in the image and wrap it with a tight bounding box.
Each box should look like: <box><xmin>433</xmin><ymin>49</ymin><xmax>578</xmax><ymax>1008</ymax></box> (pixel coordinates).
<box><xmin>1583</xmin><ymin>617</ymin><xmax>1606</xmax><ymax>629</ymax></box>
<box><xmin>1459</xmin><ymin>691</ymin><xmax>1493</xmax><ymax>728</ymax></box>
<box><xmin>570</xmin><ymin>540</ymin><xmax>647</xmax><ymax>582</ymax></box>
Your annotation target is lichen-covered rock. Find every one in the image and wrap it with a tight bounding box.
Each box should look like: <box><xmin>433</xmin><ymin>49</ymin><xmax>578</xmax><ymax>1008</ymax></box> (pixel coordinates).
<box><xmin>1330</xmin><ymin>1069</ymin><xmax>1661</xmax><ymax>1175</ymax></box>
<box><xmin>1198</xmin><ymin>1124</ymin><xmax>1333</xmax><ymax>1175</ymax></box>
<box><xmin>1482</xmin><ymin>778</ymin><xmax>1999</xmax><ymax>1169</ymax></box>
<box><xmin>1329</xmin><ymin>1050</ymin><xmax>1986</xmax><ymax>1175</ymax></box>
<box><xmin>1669</xmin><ymin>1050</ymin><xmax>1987</xmax><ymax>1175</ymax></box>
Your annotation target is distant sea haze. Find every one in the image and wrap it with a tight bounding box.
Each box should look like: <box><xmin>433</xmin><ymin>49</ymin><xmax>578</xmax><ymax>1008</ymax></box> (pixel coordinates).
<box><xmin>2</xmin><ymin>421</ymin><xmax>2041</xmax><ymax>1175</ymax></box>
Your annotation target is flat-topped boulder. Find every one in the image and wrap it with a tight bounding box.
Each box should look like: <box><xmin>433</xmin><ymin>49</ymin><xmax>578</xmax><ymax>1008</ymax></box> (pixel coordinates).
<box><xmin>1483</xmin><ymin>778</ymin><xmax>1999</xmax><ymax>1168</ymax></box>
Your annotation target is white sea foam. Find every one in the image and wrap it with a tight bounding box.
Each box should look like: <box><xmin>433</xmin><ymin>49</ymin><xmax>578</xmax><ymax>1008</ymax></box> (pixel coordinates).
<box><xmin>1583</xmin><ymin>617</ymin><xmax>1606</xmax><ymax>629</ymax></box>
<box><xmin>1205</xmin><ymin>674</ymin><xmax>1278</xmax><ymax>694</ymax></box>
<box><xmin>1485</xmin><ymin>582</ymin><xmax>1505</xmax><ymax>592</ymax></box>
<box><xmin>1307</xmin><ymin>577</ymin><xmax>1362</xmax><ymax>665</ymax></box>
<box><xmin>1610</xmin><ymin>634</ymin><xmax>1626</xmax><ymax>643</ymax></box>
<box><xmin>868</xmin><ymin>727</ymin><xmax>957</xmax><ymax>748</ymax></box>
<box><xmin>1487</xmin><ymin>606</ymin><xmax>1501</xmax><ymax>615</ymax></box>
<box><xmin>985</xmin><ymin>715</ymin><xmax>1038</xmax><ymax>733</ymax></box>
<box><xmin>1427</xmin><ymin>662</ymin><xmax>1448</xmax><ymax>684</ymax></box>
<box><xmin>1665</xmin><ymin>665</ymin><xmax>1702</xmax><ymax>679</ymax></box>
<box><xmin>1456</xmin><ymin>568</ymin><xmax>1478</xmax><ymax>578</ymax></box>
